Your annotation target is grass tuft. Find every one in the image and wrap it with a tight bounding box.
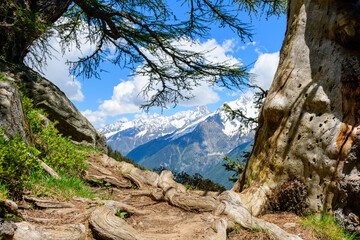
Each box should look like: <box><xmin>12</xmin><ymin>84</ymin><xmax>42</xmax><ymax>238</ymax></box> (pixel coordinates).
<box><xmin>29</xmin><ymin>172</ymin><xmax>95</xmax><ymax>200</ymax></box>
<box><xmin>302</xmin><ymin>213</ymin><xmax>358</xmax><ymax>240</ymax></box>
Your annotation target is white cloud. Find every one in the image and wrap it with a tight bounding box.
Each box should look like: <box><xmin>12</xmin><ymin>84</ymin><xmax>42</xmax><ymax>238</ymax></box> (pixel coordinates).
<box><xmin>38</xmin><ymin>36</ymin><xmax>97</xmax><ymax>102</ymax></box>
<box><xmin>99</xmin><ymin>75</ymin><xmax>147</xmax><ymax>116</ymax></box>
<box><xmin>81</xmin><ymin>110</ymin><xmax>107</xmax><ymax>128</ymax></box>
<box><xmin>240</xmin><ymin>41</ymin><xmax>256</xmax><ymax>50</ymax></box>
<box><xmin>250</xmin><ymin>52</ymin><xmax>279</xmax><ymax>90</ymax></box>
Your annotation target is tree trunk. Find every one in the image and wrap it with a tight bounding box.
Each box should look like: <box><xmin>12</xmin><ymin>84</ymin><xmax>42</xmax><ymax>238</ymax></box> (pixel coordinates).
<box><xmin>233</xmin><ymin>0</ymin><xmax>360</xmax><ymax>231</ymax></box>
<box><xmin>0</xmin><ymin>0</ymin><xmax>71</xmax><ymax>63</ymax></box>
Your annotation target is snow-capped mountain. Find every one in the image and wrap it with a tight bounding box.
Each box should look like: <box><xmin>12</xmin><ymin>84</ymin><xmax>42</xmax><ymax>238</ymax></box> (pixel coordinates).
<box><xmin>99</xmin><ymin>105</ymin><xmax>212</xmax><ymax>155</ymax></box>
<box><xmin>99</xmin><ymin>91</ymin><xmax>258</xmax><ymax>188</ymax></box>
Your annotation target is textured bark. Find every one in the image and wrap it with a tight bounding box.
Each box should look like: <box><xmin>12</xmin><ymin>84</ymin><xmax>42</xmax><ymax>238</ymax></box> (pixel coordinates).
<box><xmin>0</xmin><ymin>0</ymin><xmax>71</xmax><ymax>63</ymax></box>
<box><xmin>233</xmin><ymin>0</ymin><xmax>360</xmax><ymax>230</ymax></box>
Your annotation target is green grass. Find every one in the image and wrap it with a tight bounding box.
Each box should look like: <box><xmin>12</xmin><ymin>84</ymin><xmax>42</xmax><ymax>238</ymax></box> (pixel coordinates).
<box><xmin>29</xmin><ymin>171</ymin><xmax>95</xmax><ymax>200</ymax></box>
<box><xmin>73</xmin><ymin>144</ymin><xmax>100</xmax><ymax>155</ymax></box>
<box><xmin>302</xmin><ymin>213</ymin><xmax>358</xmax><ymax>240</ymax></box>
<box><xmin>0</xmin><ymin>183</ymin><xmax>7</xmax><ymax>199</ymax></box>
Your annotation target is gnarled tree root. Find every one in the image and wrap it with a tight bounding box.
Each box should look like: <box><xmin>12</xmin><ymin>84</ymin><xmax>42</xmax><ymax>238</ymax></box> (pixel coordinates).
<box><xmin>145</xmin><ymin>170</ymin><xmax>301</xmax><ymax>240</ymax></box>
<box><xmin>95</xmin><ymin>200</ymin><xmax>152</xmax><ymax>216</ymax></box>
<box><xmin>89</xmin><ymin>205</ymin><xmax>143</xmax><ymax>240</ymax></box>
<box><xmin>24</xmin><ymin>196</ymin><xmax>75</xmax><ymax>209</ymax></box>
<box><xmin>88</xmin><ymin>156</ymin><xmax>301</xmax><ymax>240</ymax></box>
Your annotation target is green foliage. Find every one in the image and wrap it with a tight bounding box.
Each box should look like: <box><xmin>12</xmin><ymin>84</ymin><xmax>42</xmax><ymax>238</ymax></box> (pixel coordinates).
<box><xmin>302</xmin><ymin>213</ymin><xmax>358</xmax><ymax>240</ymax></box>
<box><xmin>153</xmin><ymin>166</ymin><xmax>226</xmax><ymax>192</ymax></box>
<box><xmin>107</xmin><ymin>145</ymin><xmax>147</xmax><ymax>171</ymax></box>
<box><xmin>116</xmin><ymin>209</ymin><xmax>128</xmax><ymax>219</ymax></box>
<box><xmin>222</xmin><ymin>156</ymin><xmax>244</xmax><ymax>182</ymax></box>
<box><xmin>0</xmin><ymin>128</ymin><xmax>41</xmax><ymax>198</ymax></box>
<box><xmin>36</xmin><ymin>123</ymin><xmax>88</xmax><ymax>175</ymax></box>
<box><xmin>0</xmin><ymin>86</ymin><xmax>93</xmax><ymax>198</ymax></box>
<box><xmin>21</xmin><ymin>94</ymin><xmax>88</xmax><ymax>175</ymax></box>
<box><xmin>29</xmin><ymin>171</ymin><xmax>95</xmax><ymax>200</ymax></box>
<box><xmin>0</xmin><ymin>73</ymin><xmax>6</xmax><ymax>81</ymax></box>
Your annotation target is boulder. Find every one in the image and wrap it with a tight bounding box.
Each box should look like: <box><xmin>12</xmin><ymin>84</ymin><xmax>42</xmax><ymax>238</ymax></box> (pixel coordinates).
<box><xmin>0</xmin><ymin>61</ymin><xmax>107</xmax><ymax>152</ymax></box>
<box><xmin>0</xmin><ymin>80</ymin><xmax>33</xmax><ymax>145</ymax></box>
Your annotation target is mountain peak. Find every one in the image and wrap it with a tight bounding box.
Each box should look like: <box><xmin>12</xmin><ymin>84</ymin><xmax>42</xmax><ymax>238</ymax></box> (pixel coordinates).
<box><xmin>193</xmin><ymin>105</ymin><xmax>211</xmax><ymax>115</ymax></box>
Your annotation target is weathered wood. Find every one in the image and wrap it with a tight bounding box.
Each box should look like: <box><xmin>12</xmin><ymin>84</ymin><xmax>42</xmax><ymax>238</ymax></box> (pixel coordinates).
<box><xmin>89</xmin><ymin>205</ymin><xmax>142</xmax><ymax>240</ymax></box>
<box><xmin>85</xmin><ymin>173</ymin><xmax>132</xmax><ymax>188</ymax></box>
<box><xmin>123</xmin><ymin>174</ymin><xmax>144</xmax><ymax>189</ymax></box>
<box><xmin>13</xmin><ymin>222</ymin><xmax>85</xmax><ymax>240</ymax></box>
<box><xmin>87</xmin><ymin>154</ymin><xmax>301</xmax><ymax>239</ymax></box>
<box><xmin>24</xmin><ymin>196</ymin><xmax>75</xmax><ymax>209</ymax></box>
<box><xmin>39</xmin><ymin>160</ymin><xmax>60</xmax><ymax>179</ymax></box>
<box><xmin>96</xmin><ymin>200</ymin><xmax>152</xmax><ymax>216</ymax></box>
<box><xmin>232</xmin><ymin>2</ymin><xmax>360</xmax><ymax>231</ymax></box>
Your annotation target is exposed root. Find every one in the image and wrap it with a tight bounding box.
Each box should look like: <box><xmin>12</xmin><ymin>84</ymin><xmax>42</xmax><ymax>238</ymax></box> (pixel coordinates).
<box><xmin>23</xmin><ymin>196</ymin><xmax>75</xmax><ymax>209</ymax></box>
<box><xmin>89</xmin><ymin>205</ymin><xmax>142</xmax><ymax>240</ymax></box>
<box><xmin>87</xmin><ymin>154</ymin><xmax>301</xmax><ymax>240</ymax></box>
<box><xmin>96</xmin><ymin>200</ymin><xmax>152</xmax><ymax>216</ymax></box>
<box><xmin>123</xmin><ymin>174</ymin><xmax>144</xmax><ymax>189</ymax></box>
<box><xmin>84</xmin><ymin>173</ymin><xmax>132</xmax><ymax>188</ymax></box>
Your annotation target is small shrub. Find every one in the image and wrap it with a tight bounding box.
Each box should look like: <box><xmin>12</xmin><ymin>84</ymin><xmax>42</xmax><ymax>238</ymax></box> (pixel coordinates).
<box><xmin>266</xmin><ymin>177</ymin><xmax>309</xmax><ymax>215</ymax></box>
<box><xmin>36</xmin><ymin>123</ymin><xmax>88</xmax><ymax>175</ymax></box>
<box><xmin>0</xmin><ymin>128</ymin><xmax>41</xmax><ymax>198</ymax></box>
<box><xmin>302</xmin><ymin>213</ymin><xmax>358</xmax><ymax>240</ymax></box>
<box><xmin>21</xmin><ymin>94</ymin><xmax>88</xmax><ymax>175</ymax></box>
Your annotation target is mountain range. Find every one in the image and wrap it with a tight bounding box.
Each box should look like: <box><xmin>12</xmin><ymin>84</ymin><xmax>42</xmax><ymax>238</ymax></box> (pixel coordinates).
<box><xmin>99</xmin><ymin>91</ymin><xmax>257</xmax><ymax>188</ymax></box>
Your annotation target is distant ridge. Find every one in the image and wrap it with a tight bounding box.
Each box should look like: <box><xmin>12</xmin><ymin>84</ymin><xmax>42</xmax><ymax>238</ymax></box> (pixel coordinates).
<box><xmin>99</xmin><ymin>91</ymin><xmax>257</xmax><ymax>188</ymax></box>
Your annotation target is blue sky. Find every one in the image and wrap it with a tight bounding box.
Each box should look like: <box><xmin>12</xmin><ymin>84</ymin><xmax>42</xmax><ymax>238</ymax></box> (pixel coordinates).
<box><xmin>32</xmin><ymin>4</ymin><xmax>287</xmax><ymax>129</ymax></box>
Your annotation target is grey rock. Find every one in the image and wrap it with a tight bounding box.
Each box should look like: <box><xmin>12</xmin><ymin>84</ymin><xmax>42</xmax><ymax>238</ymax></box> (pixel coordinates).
<box><xmin>0</xmin><ymin>220</ymin><xmax>17</xmax><ymax>238</ymax></box>
<box><xmin>283</xmin><ymin>223</ymin><xmax>296</xmax><ymax>229</ymax></box>
<box><xmin>0</xmin><ymin>80</ymin><xmax>32</xmax><ymax>144</ymax></box>
<box><xmin>13</xmin><ymin>222</ymin><xmax>85</xmax><ymax>240</ymax></box>
<box><xmin>0</xmin><ymin>61</ymin><xmax>107</xmax><ymax>152</ymax></box>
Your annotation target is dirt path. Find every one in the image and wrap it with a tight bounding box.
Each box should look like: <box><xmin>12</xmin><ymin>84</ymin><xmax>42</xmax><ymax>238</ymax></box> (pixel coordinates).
<box><xmin>9</xmin><ymin>154</ymin><xmax>314</xmax><ymax>240</ymax></box>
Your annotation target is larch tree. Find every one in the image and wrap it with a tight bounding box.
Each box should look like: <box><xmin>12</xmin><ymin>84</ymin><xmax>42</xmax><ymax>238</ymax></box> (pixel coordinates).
<box><xmin>0</xmin><ymin>0</ymin><xmax>285</xmax><ymax>109</ymax></box>
<box><xmin>232</xmin><ymin>0</ymin><xmax>360</xmax><ymax>232</ymax></box>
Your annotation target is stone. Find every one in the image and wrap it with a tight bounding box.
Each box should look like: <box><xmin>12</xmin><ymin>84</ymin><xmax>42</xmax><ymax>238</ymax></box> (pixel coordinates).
<box><xmin>0</xmin><ymin>80</ymin><xmax>32</xmax><ymax>144</ymax></box>
<box><xmin>13</xmin><ymin>222</ymin><xmax>85</xmax><ymax>240</ymax></box>
<box><xmin>283</xmin><ymin>223</ymin><xmax>296</xmax><ymax>229</ymax></box>
<box><xmin>0</xmin><ymin>220</ymin><xmax>17</xmax><ymax>239</ymax></box>
<box><xmin>0</xmin><ymin>61</ymin><xmax>107</xmax><ymax>152</ymax></box>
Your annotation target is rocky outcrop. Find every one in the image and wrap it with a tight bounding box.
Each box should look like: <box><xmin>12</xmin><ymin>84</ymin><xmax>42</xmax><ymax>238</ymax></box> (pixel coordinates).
<box><xmin>0</xmin><ymin>80</ymin><xmax>33</xmax><ymax>145</ymax></box>
<box><xmin>0</xmin><ymin>61</ymin><xmax>107</xmax><ymax>152</ymax></box>
<box><xmin>233</xmin><ymin>0</ymin><xmax>360</xmax><ymax>232</ymax></box>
